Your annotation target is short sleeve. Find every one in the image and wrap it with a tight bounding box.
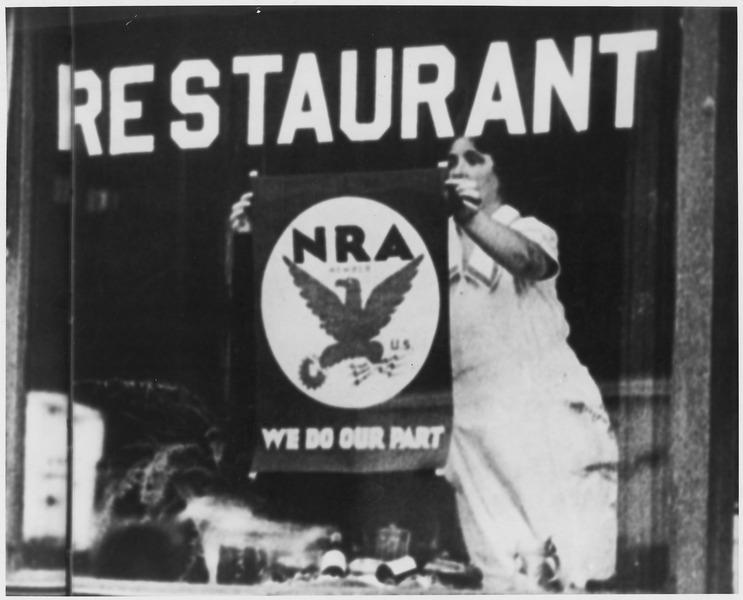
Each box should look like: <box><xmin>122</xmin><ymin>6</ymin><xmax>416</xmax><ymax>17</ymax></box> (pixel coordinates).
<box><xmin>512</xmin><ymin>216</ymin><xmax>560</xmax><ymax>268</ymax></box>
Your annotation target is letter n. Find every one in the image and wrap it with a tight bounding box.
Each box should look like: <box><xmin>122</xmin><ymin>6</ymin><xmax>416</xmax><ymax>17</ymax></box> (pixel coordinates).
<box><xmin>293</xmin><ymin>227</ymin><xmax>326</xmax><ymax>263</ymax></box>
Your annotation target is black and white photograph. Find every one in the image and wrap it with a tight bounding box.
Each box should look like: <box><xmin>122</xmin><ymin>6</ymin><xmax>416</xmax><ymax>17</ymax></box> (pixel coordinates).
<box><xmin>5</xmin><ymin>4</ymin><xmax>738</xmax><ymax>594</ymax></box>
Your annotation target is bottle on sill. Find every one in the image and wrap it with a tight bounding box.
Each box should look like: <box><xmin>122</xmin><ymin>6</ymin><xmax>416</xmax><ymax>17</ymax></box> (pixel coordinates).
<box><xmin>319</xmin><ymin>532</ymin><xmax>347</xmax><ymax>577</ymax></box>
<box><xmin>375</xmin><ymin>555</ymin><xmax>421</xmax><ymax>584</ymax></box>
<box><xmin>424</xmin><ymin>554</ymin><xmax>485</xmax><ymax>589</ymax></box>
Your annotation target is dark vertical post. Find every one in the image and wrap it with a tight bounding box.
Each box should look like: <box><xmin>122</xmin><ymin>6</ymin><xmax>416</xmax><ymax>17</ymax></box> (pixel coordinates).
<box><xmin>706</xmin><ymin>8</ymin><xmax>737</xmax><ymax>593</ymax></box>
<box><xmin>670</xmin><ymin>8</ymin><xmax>722</xmax><ymax>593</ymax></box>
<box><xmin>67</xmin><ymin>9</ymin><xmax>76</xmax><ymax>592</ymax></box>
<box><xmin>616</xmin><ymin>9</ymin><xmax>677</xmax><ymax>589</ymax></box>
<box><xmin>5</xmin><ymin>8</ymin><xmax>34</xmax><ymax>571</ymax></box>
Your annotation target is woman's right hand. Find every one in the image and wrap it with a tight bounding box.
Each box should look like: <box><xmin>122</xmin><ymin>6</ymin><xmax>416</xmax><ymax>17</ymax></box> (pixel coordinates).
<box><xmin>229</xmin><ymin>191</ymin><xmax>253</xmax><ymax>234</ymax></box>
<box><xmin>444</xmin><ymin>178</ymin><xmax>481</xmax><ymax>224</ymax></box>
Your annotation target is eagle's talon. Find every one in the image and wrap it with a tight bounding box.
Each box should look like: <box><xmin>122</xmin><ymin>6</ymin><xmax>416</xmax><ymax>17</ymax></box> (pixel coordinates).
<box><xmin>350</xmin><ymin>363</ymin><xmax>371</xmax><ymax>378</ymax></box>
<box><xmin>353</xmin><ymin>371</ymin><xmax>371</xmax><ymax>386</ymax></box>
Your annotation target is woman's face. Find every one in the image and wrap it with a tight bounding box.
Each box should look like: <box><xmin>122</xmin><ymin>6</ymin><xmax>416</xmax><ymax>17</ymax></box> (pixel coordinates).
<box><xmin>447</xmin><ymin>138</ymin><xmax>498</xmax><ymax>187</ymax></box>
<box><xmin>446</xmin><ymin>137</ymin><xmax>499</xmax><ymax>203</ymax></box>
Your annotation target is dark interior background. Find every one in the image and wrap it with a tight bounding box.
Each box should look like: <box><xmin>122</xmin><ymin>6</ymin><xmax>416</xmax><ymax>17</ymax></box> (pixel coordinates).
<box><xmin>21</xmin><ymin>6</ymin><xmax>684</xmax><ymax>565</ymax></box>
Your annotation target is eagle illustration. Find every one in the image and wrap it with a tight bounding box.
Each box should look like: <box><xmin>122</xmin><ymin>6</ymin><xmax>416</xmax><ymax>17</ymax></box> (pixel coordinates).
<box><xmin>282</xmin><ymin>254</ymin><xmax>424</xmax><ymax>389</ymax></box>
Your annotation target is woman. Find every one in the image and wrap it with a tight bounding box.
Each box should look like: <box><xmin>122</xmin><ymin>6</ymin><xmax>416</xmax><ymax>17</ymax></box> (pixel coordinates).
<box><xmin>230</xmin><ymin>136</ymin><xmax>618</xmax><ymax>591</ymax></box>
<box><xmin>443</xmin><ymin>136</ymin><xmax>618</xmax><ymax>591</ymax></box>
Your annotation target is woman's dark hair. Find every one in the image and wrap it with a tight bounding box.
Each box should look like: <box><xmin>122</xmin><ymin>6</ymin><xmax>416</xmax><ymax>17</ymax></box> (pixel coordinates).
<box><xmin>450</xmin><ymin>117</ymin><xmax>507</xmax><ymax>179</ymax></box>
<box><xmin>449</xmin><ymin>131</ymin><xmax>513</xmax><ymax>201</ymax></box>
<box><xmin>449</xmin><ymin>84</ymin><xmax>521</xmax><ymax>200</ymax></box>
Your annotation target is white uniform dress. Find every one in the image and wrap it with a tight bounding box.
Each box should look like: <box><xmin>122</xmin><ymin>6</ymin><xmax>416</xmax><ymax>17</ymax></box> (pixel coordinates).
<box><xmin>444</xmin><ymin>205</ymin><xmax>618</xmax><ymax>591</ymax></box>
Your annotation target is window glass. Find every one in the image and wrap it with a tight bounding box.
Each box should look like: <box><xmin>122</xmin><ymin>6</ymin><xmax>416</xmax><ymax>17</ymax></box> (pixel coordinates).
<box><xmin>7</xmin><ymin>6</ymin><xmax>693</xmax><ymax>594</ymax></box>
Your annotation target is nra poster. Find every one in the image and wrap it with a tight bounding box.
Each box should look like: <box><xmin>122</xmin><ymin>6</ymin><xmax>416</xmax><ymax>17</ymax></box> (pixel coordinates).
<box><xmin>250</xmin><ymin>170</ymin><xmax>452</xmax><ymax>472</ymax></box>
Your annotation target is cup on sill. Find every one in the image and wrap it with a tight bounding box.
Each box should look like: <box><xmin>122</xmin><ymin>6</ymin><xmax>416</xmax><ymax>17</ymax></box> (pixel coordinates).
<box><xmin>374</xmin><ymin>524</ymin><xmax>410</xmax><ymax>561</ymax></box>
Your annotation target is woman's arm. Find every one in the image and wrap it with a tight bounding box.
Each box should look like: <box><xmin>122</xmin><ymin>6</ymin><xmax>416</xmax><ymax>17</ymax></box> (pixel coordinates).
<box><xmin>446</xmin><ymin>177</ymin><xmax>557</xmax><ymax>281</ymax></box>
<box><xmin>458</xmin><ymin>211</ymin><xmax>558</xmax><ymax>281</ymax></box>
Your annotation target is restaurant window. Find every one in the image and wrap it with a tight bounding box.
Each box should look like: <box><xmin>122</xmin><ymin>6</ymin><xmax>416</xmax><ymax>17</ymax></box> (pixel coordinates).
<box><xmin>6</xmin><ymin>6</ymin><xmax>737</xmax><ymax>594</ymax></box>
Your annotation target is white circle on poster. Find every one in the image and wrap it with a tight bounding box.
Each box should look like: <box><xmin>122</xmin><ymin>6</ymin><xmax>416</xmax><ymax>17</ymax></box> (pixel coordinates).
<box><xmin>261</xmin><ymin>196</ymin><xmax>440</xmax><ymax>409</ymax></box>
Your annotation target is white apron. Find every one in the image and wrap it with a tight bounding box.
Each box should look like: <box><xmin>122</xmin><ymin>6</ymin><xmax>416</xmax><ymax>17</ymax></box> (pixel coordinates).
<box><xmin>444</xmin><ymin>205</ymin><xmax>618</xmax><ymax>591</ymax></box>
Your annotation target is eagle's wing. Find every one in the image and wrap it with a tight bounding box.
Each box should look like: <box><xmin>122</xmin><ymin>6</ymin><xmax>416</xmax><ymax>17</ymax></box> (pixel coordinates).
<box><xmin>282</xmin><ymin>256</ymin><xmax>350</xmax><ymax>341</ymax></box>
<box><xmin>360</xmin><ymin>254</ymin><xmax>424</xmax><ymax>338</ymax></box>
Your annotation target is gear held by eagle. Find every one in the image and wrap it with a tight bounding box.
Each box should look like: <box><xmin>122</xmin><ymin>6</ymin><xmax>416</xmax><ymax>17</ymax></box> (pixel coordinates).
<box><xmin>299</xmin><ymin>357</ymin><xmax>326</xmax><ymax>389</ymax></box>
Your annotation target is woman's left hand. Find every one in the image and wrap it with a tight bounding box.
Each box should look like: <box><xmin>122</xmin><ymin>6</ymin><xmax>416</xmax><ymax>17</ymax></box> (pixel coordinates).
<box><xmin>229</xmin><ymin>192</ymin><xmax>253</xmax><ymax>234</ymax></box>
